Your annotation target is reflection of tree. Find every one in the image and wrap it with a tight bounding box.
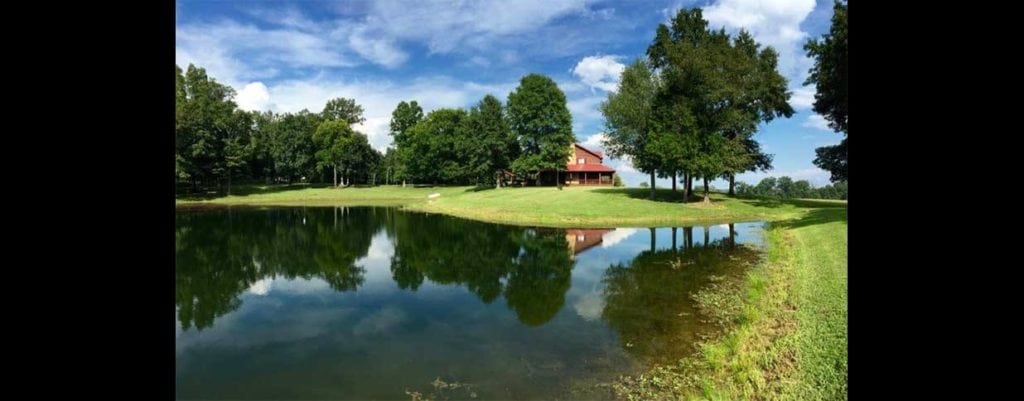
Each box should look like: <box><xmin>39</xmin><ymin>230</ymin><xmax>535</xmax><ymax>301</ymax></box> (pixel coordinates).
<box><xmin>175</xmin><ymin>207</ymin><xmax>379</xmax><ymax>331</ymax></box>
<box><xmin>385</xmin><ymin>211</ymin><xmax>521</xmax><ymax>302</ymax></box>
<box><xmin>386</xmin><ymin>214</ymin><xmax>574</xmax><ymax>325</ymax></box>
<box><xmin>504</xmin><ymin>229</ymin><xmax>574</xmax><ymax>326</ymax></box>
<box><xmin>600</xmin><ymin>233</ymin><xmax>760</xmax><ymax>364</ymax></box>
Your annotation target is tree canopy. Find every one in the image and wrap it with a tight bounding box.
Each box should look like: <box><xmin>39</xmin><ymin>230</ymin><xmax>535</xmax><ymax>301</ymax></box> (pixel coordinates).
<box><xmin>805</xmin><ymin>1</ymin><xmax>848</xmax><ymax>182</ymax></box>
<box><xmin>507</xmin><ymin>74</ymin><xmax>574</xmax><ymax>185</ymax></box>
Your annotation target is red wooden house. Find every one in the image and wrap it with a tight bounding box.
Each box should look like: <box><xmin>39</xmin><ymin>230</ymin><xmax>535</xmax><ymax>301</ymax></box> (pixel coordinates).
<box><xmin>565</xmin><ymin>143</ymin><xmax>615</xmax><ymax>186</ymax></box>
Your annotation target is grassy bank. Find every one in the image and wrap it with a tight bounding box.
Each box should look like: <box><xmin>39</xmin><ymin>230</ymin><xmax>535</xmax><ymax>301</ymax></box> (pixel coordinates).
<box><xmin>177</xmin><ymin>185</ymin><xmax>844</xmax><ymax>227</ymax></box>
<box><xmin>612</xmin><ymin>207</ymin><xmax>847</xmax><ymax>400</ymax></box>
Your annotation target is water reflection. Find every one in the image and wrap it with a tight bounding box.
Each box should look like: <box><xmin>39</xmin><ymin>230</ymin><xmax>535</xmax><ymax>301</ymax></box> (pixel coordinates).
<box><xmin>601</xmin><ymin>224</ymin><xmax>760</xmax><ymax>365</ymax></box>
<box><xmin>175</xmin><ymin>207</ymin><xmax>764</xmax><ymax>400</ymax></box>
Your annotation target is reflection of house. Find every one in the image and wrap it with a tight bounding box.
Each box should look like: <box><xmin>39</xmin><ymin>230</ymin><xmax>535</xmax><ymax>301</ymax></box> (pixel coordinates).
<box><xmin>565</xmin><ymin>229</ymin><xmax>614</xmax><ymax>257</ymax></box>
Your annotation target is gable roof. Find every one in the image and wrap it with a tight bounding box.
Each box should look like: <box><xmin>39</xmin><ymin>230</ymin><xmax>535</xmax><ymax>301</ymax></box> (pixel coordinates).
<box><xmin>574</xmin><ymin>143</ymin><xmax>603</xmax><ymax>159</ymax></box>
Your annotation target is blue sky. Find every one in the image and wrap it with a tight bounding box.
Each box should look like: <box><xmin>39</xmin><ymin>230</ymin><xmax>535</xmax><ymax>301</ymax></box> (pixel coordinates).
<box><xmin>176</xmin><ymin>0</ymin><xmax>842</xmax><ymax>187</ymax></box>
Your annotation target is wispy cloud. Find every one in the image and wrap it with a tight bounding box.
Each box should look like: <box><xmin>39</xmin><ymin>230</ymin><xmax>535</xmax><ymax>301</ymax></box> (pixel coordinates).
<box><xmin>802</xmin><ymin>114</ymin><xmax>831</xmax><ymax>131</ymax></box>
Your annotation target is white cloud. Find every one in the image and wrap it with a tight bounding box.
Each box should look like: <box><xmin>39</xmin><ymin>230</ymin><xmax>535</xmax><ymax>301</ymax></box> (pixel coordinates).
<box><xmin>235</xmin><ymin>82</ymin><xmax>273</xmax><ymax>111</ymax></box>
<box><xmin>790</xmin><ymin>87</ymin><xmax>815</xmax><ymax>110</ymax></box>
<box><xmin>470</xmin><ymin>56</ymin><xmax>491</xmax><ymax>68</ymax></box>
<box><xmin>802</xmin><ymin>114</ymin><xmax>831</xmax><ymax>131</ymax></box>
<box><xmin>357</xmin><ymin>0</ymin><xmax>592</xmax><ymax>54</ymax></box>
<box><xmin>703</xmin><ymin>0</ymin><xmax>816</xmax><ymax>83</ymax></box>
<box><xmin>571</xmin><ymin>55</ymin><xmax>625</xmax><ymax>92</ymax></box>
<box><xmin>582</xmin><ymin>132</ymin><xmax>607</xmax><ymax>149</ymax></box>
<box><xmin>348</xmin><ymin>26</ymin><xmax>409</xmax><ymax>68</ymax></box>
<box><xmin>601</xmin><ymin>228</ymin><xmax>638</xmax><ymax>248</ymax></box>
<box><xmin>567</xmin><ymin>95</ymin><xmax>604</xmax><ymax>122</ymax></box>
<box><xmin>175</xmin><ymin>20</ymin><xmax>358</xmax><ymax>87</ymax></box>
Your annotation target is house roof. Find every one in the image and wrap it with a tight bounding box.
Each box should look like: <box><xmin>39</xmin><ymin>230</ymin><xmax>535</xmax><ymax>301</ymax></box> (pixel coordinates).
<box><xmin>574</xmin><ymin>143</ymin><xmax>603</xmax><ymax>159</ymax></box>
<box><xmin>566</xmin><ymin>164</ymin><xmax>615</xmax><ymax>172</ymax></box>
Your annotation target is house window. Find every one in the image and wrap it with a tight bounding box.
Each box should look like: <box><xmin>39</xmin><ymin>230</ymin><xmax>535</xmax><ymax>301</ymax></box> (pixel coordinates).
<box><xmin>577</xmin><ymin>234</ymin><xmax>585</xmax><ymax>241</ymax></box>
<box><xmin>577</xmin><ymin>158</ymin><xmax>585</xmax><ymax>164</ymax></box>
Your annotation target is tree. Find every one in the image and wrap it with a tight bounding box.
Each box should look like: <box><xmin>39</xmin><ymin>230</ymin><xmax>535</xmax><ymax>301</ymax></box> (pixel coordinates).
<box><xmin>815</xmin><ymin>138</ymin><xmax>847</xmax><ymax>182</ymax></box>
<box><xmin>613</xmin><ymin>175</ymin><xmax>624</xmax><ymax>187</ymax></box>
<box><xmin>466</xmin><ymin>95</ymin><xmax>519</xmax><ymax>187</ymax></box>
<box><xmin>175</xmin><ymin>64</ymin><xmax>247</xmax><ymax>193</ymax></box>
<box><xmin>403</xmin><ymin>108</ymin><xmax>473</xmax><ymax>184</ymax></box>
<box><xmin>805</xmin><ymin>1</ymin><xmax>848</xmax><ymax>182</ymax></box>
<box><xmin>507</xmin><ymin>74</ymin><xmax>574</xmax><ymax>187</ymax></box>
<box><xmin>793</xmin><ymin>180</ymin><xmax>812</xmax><ymax>198</ymax></box>
<box><xmin>269</xmin><ymin>110</ymin><xmax>321</xmax><ymax>184</ymax></box>
<box><xmin>601</xmin><ymin>59</ymin><xmax>660</xmax><ymax>199</ymax></box>
<box><xmin>646</xmin><ymin>9</ymin><xmax>792</xmax><ymax>203</ymax></box>
<box><xmin>776</xmin><ymin>176</ymin><xmax>795</xmax><ymax>198</ymax></box>
<box><xmin>312</xmin><ymin>120</ymin><xmax>356</xmax><ymax>187</ymax></box>
<box><xmin>389</xmin><ymin>101</ymin><xmax>424</xmax><ymax>185</ymax></box>
<box><xmin>321</xmin><ymin>97</ymin><xmax>365</xmax><ymax>126</ymax></box>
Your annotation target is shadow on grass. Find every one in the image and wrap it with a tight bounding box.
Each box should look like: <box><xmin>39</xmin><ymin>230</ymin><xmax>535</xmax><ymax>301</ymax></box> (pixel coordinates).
<box><xmin>592</xmin><ymin>187</ymin><xmax>724</xmax><ymax>204</ymax></box>
<box><xmin>177</xmin><ymin>183</ymin><xmax>329</xmax><ymax>201</ymax></box>
<box><xmin>773</xmin><ymin>207</ymin><xmax>848</xmax><ymax>230</ymax></box>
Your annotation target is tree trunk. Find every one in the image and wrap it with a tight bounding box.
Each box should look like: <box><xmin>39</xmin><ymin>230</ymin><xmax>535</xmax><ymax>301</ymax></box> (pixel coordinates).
<box><xmin>496</xmin><ymin>172</ymin><xmax>502</xmax><ymax>188</ymax></box>
<box><xmin>728</xmin><ymin>223</ymin><xmax>736</xmax><ymax>249</ymax></box>
<box><xmin>649</xmin><ymin>171</ymin><xmax>655</xmax><ymax>200</ymax></box>
<box><xmin>333</xmin><ymin>165</ymin><xmax>338</xmax><ymax>187</ymax></box>
<box><xmin>703</xmin><ymin>177</ymin><xmax>710</xmax><ymax>203</ymax></box>
<box><xmin>672</xmin><ymin>172</ymin><xmax>677</xmax><ymax>192</ymax></box>
<box><xmin>227</xmin><ymin>170</ymin><xmax>231</xmax><ymax>196</ymax></box>
<box><xmin>403</xmin><ymin>179</ymin><xmax>406</xmax><ymax>188</ymax></box>
<box><xmin>683</xmin><ymin>173</ymin><xmax>691</xmax><ymax>202</ymax></box>
<box><xmin>672</xmin><ymin>227</ymin><xmax>678</xmax><ymax>252</ymax></box>
<box><xmin>649</xmin><ymin>227</ymin><xmax>656</xmax><ymax>252</ymax></box>
<box><xmin>728</xmin><ymin>174</ymin><xmax>735</xmax><ymax>196</ymax></box>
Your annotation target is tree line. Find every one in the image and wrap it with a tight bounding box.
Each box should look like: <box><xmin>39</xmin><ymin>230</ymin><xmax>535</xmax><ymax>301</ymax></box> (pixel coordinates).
<box><xmin>176</xmin><ymin>64</ymin><xmax>577</xmax><ymax>194</ymax></box>
<box><xmin>734</xmin><ymin>176</ymin><xmax>848</xmax><ymax>200</ymax></box>
<box><xmin>386</xmin><ymin>73</ymin><xmax>574</xmax><ymax>187</ymax></box>
<box><xmin>176</xmin><ymin>64</ymin><xmax>381</xmax><ymax>194</ymax></box>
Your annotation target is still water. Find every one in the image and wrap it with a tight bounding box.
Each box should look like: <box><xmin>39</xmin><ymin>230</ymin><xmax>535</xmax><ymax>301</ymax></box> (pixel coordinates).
<box><xmin>176</xmin><ymin>207</ymin><xmax>764</xmax><ymax>400</ymax></box>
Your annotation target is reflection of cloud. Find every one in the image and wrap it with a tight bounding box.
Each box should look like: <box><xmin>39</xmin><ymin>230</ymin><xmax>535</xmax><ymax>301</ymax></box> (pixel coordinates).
<box><xmin>271</xmin><ymin>277</ymin><xmax>331</xmax><ymax>294</ymax></box>
<box><xmin>353</xmin><ymin>306</ymin><xmax>407</xmax><ymax>336</ymax></box>
<box><xmin>601</xmin><ymin>228</ymin><xmax>638</xmax><ymax>248</ymax></box>
<box><xmin>248</xmin><ymin>278</ymin><xmax>273</xmax><ymax>296</ymax></box>
<box><xmin>573</xmin><ymin>292</ymin><xmax>605</xmax><ymax>321</ymax></box>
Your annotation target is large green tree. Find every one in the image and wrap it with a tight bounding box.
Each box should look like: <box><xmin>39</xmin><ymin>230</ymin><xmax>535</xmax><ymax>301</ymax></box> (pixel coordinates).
<box><xmin>507</xmin><ymin>74</ymin><xmax>574</xmax><ymax>187</ymax></box>
<box><xmin>389</xmin><ymin>101</ymin><xmax>424</xmax><ymax>185</ymax></box>
<box><xmin>466</xmin><ymin>95</ymin><xmax>519</xmax><ymax>187</ymax></box>
<box><xmin>268</xmin><ymin>110</ymin><xmax>321</xmax><ymax>183</ymax></box>
<box><xmin>312</xmin><ymin>120</ymin><xmax>356</xmax><ymax>187</ymax></box>
<box><xmin>601</xmin><ymin>59</ymin><xmax>660</xmax><ymax>199</ymax></box>
<box><xmin>805</xmin><ymin>1</ymin><xmax>848</xmax><ymax>182</ymax></box>
<box><xmin>403</xmin><ymin>108</ymin><xmax>473</xmax><ymax>184</ymax></box>
<box><xmin>175</xmin><ymin>64</ymin><xmax>252</xmax><ymax>193</ymax></box>
<box><xmin>646</xmin><ymin>9</ymin><xmax>792</xmax><ymax>202</ymax></box>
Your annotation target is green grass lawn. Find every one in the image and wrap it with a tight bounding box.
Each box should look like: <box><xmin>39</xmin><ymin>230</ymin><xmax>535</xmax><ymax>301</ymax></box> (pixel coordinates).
<box><xmin>177</xmin><ymin>184</ymin><xmax>845</xmax><ymax>227</ymax></box>
<box><xmin>176</xmin><ymin>184</ymin><xmax>847</xmax><ymax>399</ymax></box>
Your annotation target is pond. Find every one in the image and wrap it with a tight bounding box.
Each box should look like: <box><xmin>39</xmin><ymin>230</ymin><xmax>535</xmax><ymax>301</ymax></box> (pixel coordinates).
<box><xmin>176</xmin><ymin>207</ymin><xmax>765</xmax><ymax>400</ymax></box>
